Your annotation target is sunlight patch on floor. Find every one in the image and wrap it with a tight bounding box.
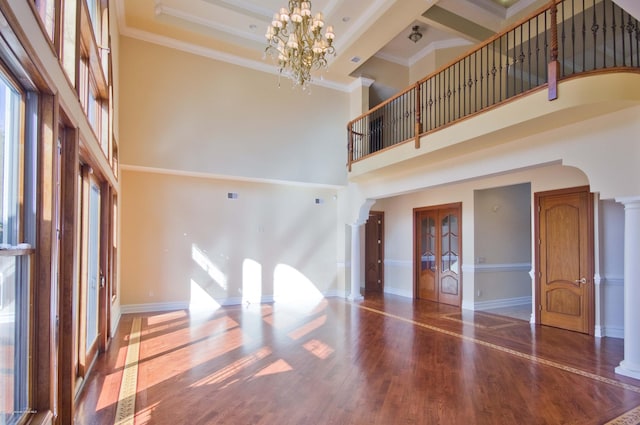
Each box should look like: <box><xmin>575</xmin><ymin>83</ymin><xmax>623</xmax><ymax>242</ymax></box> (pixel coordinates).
<box><xmin>145</xmin><ymin>310</ymin><xmax>187</xmax><ymax>327</ymax></box>
<box><xmin>133</xmin><ymin>401</ymin><xmax>160</xmax><ymax>425</ymax></box>
<box><xmin>96</xmin><ymin>346</ymin><xmax>128</xmax><ymax>411</ymax></box>
<box><xmin>253</xmin><ymin>359</ymin><xmax>293</xmax><ymax>377</ymax></box>
<box><xmin>190</xmin><ymin>346</ymin><xmax>272</xmax><ymax>387</ymax></box>
<box><xmin>287</xmin><ymin>314</ymin><xmax>327</xmax><ymax>340</ymax></box>
<box><xmin>302</xmin><ymin>339</ymin><xmax>334</xmax><ymax>360</ymax></box>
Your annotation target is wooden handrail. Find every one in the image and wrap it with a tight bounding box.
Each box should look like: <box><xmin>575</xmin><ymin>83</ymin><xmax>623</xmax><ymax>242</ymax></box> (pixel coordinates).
<box><xmin>347</xmin><ymin>0</ymin><xmax>639</xmax><ymax>166</ymax></box>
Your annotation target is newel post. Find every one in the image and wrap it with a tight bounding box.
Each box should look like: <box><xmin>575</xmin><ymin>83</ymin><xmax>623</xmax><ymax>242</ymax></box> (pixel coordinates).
<box><xmin>415</xmin><ymin>82</ymin><xmax>422</xmax><ymax>149</ymax></box>
<box><xmin>548</xmin><ymin>0</ymin><xmax>559</xmax><ymax>100</ymax></box>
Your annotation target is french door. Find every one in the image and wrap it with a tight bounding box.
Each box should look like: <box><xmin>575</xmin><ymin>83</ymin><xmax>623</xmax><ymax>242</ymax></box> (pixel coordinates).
<box><xmin>76</xmin><ymin>166</ymin><xmax>102</xmax><ymax>378</ymax></box>
<box><xmin>414</xmin><ymin>204</ymin><xmax>462</xmax><ymax>307</ymax></box>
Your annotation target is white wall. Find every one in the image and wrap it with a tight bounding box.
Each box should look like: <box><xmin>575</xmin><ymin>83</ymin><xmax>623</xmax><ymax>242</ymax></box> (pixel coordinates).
<box><xmin>119</xmin><ymin>36</ymin><xmax>350</xmax><ymax>186</ymax></box>
<box><xmin>474</xmin><ymin>183</ymin><xmax>531</xmax><ymax>307</ymax></box>
<box><xmin>369</xmin><ymin>164</ymin><xmax>588</xmax><ymax>311</ymax></box>
<box><xmin>120</xmin><ymin>169</ymin><xmax>340</xmax><ymax>311</ymax></box>
<box><xmin>118</xmin><ymin>36</ymin><xmax>353</xmax><ymax>311</ymax></box>
<box><xmin>598</xmin><ymin>200</ymin><xmax>625</xmax><ymax>337</ymax></box>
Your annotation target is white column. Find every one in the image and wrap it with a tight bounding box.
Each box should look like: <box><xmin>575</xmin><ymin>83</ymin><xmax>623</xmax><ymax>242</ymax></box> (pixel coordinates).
<box><xmin>349</xmin><ymin>223</ymin><xmax>364</xmax><ymax>301</ymax></box>
<box><xmin>615</xmin><ymin>197</ymin><xmax>640</xmax><ymax>379</ymax></box>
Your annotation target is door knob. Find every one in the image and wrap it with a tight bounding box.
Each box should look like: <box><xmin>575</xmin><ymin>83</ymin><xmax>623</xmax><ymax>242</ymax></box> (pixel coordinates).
<box><xmin>574</xmin><ymin>277</ymin><xmax>587</xmax><ymax>284</ymax></box>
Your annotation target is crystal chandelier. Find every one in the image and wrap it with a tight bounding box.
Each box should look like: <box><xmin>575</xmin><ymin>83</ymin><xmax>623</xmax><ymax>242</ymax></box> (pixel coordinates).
<box><xmin>265</xmin><ymin>1</ymin><xmax>336</xmax><ymax>89</ymax></box>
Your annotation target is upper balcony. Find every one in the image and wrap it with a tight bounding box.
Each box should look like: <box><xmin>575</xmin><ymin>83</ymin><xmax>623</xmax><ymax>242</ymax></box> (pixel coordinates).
<box><xmin>347</xmin><ymin>0</ymin><xmax>640</xmax><ymax>180</ymax></box>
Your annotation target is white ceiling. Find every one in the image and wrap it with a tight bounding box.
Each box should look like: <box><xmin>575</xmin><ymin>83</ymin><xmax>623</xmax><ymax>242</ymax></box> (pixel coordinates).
<box><xmin>115</xmin><ymin>0</ymin><xmax>555</xmax><ymax>90</ymax></box>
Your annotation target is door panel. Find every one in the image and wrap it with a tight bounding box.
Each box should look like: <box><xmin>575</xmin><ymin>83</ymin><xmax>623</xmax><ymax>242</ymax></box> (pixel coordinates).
<box><xmin>77</xmin><ymin>168</ymin><xmax>102</xmax><ymax>377</ymax></box>
<box><xmin>438</xmin><ymin>209</ymin><xmax>461</xmax><ymax>306</ymax></box>
<box><xmin>417</xmin><ymin>212</ymin><xmax>437</xmax><ymax>301</ymax></box>
<box><xmin>538</xmin><ymin>189</ymin><xmax>593</xmax><ymax>334</ymax></box>
<box><xmin>415</xmin><ymin>205</ymin><xmax>461</xmax><ymax>307</ymax></box>
<box><xmin>365</xmin><ymin>211</ymin><xmax>384</xmax><ymax>292</ymax></box>
<box><xmin>85</xmin><ymin>180</ymin><xmax>100</xmax><ymax>352</ymax></box>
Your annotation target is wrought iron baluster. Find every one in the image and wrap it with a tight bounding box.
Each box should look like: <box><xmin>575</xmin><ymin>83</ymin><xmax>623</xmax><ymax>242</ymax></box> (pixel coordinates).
<box><xmin>571</xmin><ymin>0</ymin><xmax>576</xmax><ymax>73</ymax></box>
<box><xmin>561</xmin><ymin>0</ymin><xmax>566</xmax><ymax>76</ymax></box>
<box><xmin>611</xmin><ymin>0</ymin><xmax>617</xmax><ymax>67</ymax></box>
<box><xmin>621</xmin><ymin>8</ymin><xmax>627</xmax><ymax>66</ymax></box>
<box><xmin>634</xmin><ymin>15</ymin><xmax>640</xmax><ymax>66</ymax></box>
<box><xmin>480</xmin><ymin>47</ymin><xmax>484</xmax><ymax>110</ymax></box>
<box><xmin>582</xmin><ymin>0</ymin><xmax>586</xmax><ymax>71</ymax></box>
<box><xmin>603</xmin><ymin>0</ymin><xmax>607</xmax><ymax>67</ymax></box>
<box><xmin>527</xmin><ymin>21</ymin><xmax>532</xmax><ymax>91</ymax></box>
<box><xmin>592</xmin><ymin>0</ymin><xmax>598</xmax><ymax>68</ymax></box>
<box><xmin>545</xmin><ymin>7</ymin><xmax>549</xmax><ymax>82</ymax></box>
<box><xmin>520</xmin><ymin>26</ymin><xmax>525</xmax><ymax>94</ymax></box>
<box><xmin>463</xmin><ymin>57</ymin><xmax>467</xmax><ymax>117</ymax></box>
<box><xmin>457</xmin><ymin>61</ymin><xmax>461</xmax><ymax>121</ymax></box>
<box><xmin>491</xmin><ymin>41</ymin><xmax>496</xmax><ymax>106</ymax></box>
<box><xmin>536</xmin><ymin>15</ymin><xmax>540</xmax><ymax>86</ymax></box>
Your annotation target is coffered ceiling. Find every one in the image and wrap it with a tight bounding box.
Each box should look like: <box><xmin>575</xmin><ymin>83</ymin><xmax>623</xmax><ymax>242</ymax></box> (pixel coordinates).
<box><xmin>114</xmin><ymin>0</ymin><xmax>558</xmax><ymax>90</ymax></box>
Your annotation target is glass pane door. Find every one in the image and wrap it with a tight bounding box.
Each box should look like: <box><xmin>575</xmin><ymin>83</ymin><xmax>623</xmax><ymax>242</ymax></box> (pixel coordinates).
<box><xmin>85</xmin><ymin>180</ymin><xmax>100</xmax><ymax>351</ymax></box>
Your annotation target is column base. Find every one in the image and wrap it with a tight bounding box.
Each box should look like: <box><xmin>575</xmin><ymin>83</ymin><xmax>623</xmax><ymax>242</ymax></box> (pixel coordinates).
<box><xmin>348</xmin><ymin>294</ymin><xmax>364</xmax><ymax>302</ymax></box>
<box><xmin>615</xmin><ymin>360</ymin><xmax>640</xmax><ymax>380</ymax></box>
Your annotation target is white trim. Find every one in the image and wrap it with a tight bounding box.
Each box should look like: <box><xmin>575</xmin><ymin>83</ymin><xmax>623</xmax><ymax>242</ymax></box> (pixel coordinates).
<box><xmin>120</xmin><ymin>164</ymin><xmax>346</xmax><ymax>190</ymax></box>
<box><xmin>349</xmin><ymin>77</ymin><xmax>375</xmax><ymax>92</ymax></box>
<box><xmin>461</xmin><ymin>264</ymin><xmax>475</xmax><ymax>273</ymax></box>
<box><xmin>323</xmin><ymin>290</ymin><xmax>343</xmax><ymax>298</ymax></box>
<box><xmin>155</xmin><ymin>4</ymin><xmax>266</xmax><ymax>44</ymax></box>
<box><xmin>383</xmin><ymin>286</ymin><xmax>413</xmax><ymax>298</ymax></box>
<box><xmin>195</xmin><ymin>0</ymin><xmax>273</xmax><ymax>20</ymax></box>
<box><xmin>595</xmin><ymin>325</ymin><xmax>624</xmax><ymax>339</ymax></box>
<box><xmin>384</xmin><ymin>259</ymin><xmax>411</xmax><ymax>267</ymax></box>
<box><xmin>110</xmin><ymin>311</ymin><xmax>121</xmax><ymax>339</ymax></box>
<box><xmin>474</xmin><ymin>296</ymin><xmax>532</xmax><ymax>311</ymax></box>
<box><xmin>472</xmin><ymin>263</ymin><xmax>532</xmax><ymax>273</ymax></box>
<box><xmin>462</xmin><ymin>299</ymin><xmax>475</xmax><ymax>311</ymax></box>
<box><xmin>603</xmin><ymin>275</ymin><xmax>624</xmax><ymax>286</ymax></box>
<box><xmin>118</xmin><ymin>27</ymin><xmax>351</xmax><ymax>92</ymax></box>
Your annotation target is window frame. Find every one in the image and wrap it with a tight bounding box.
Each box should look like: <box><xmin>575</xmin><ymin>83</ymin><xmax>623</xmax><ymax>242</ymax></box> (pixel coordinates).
<box><xmin>0</xmin><ymin>57</ymin><xmax>38</xmax><ymax>425</ymax></box>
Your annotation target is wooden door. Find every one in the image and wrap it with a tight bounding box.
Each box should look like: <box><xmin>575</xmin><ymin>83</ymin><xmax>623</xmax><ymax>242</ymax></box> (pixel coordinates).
<box><xmin>77</xmin><ymin>167</ymin><xmax>103</xmax><ymax>377</ymax></box>
<box><xmin>416</xmin><ymin>210</ymin><xmax>438</xmax><ymax>301</ymax></box>
<box><xmin>365</xmin><ymin>211</ymin><xmax>384</xmax><ymax>292</ymax></box>
<box><xmin>537</xmin><ymin>187</ymin><xmax>593</xmax><ymax>334</ymax></box>
<box><xmin>438</xmin><ymin>208</ymin><xmax>461</xmax><ymax>306</ymax></box>
<box><xmin>415</xmin><ymin>204</ymin><xmax>461</xmax><ymax>307</ymax></box>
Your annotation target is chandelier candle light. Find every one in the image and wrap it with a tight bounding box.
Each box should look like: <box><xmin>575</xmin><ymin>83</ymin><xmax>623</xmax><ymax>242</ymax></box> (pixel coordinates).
<box><xmin>265</xmin><ymin>1</ymin><xmax>336</xmax><ymax>89</ymax></box>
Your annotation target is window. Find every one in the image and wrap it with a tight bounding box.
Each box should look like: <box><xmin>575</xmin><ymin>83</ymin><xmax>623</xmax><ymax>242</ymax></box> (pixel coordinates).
<box><xmin>33</xmin><ymin>0</ymin><xmax>56</xmax><ymax>41</ymax></box>
<box><xmin>0</xmin><ymin>69</ymin><xmax>35</xmax><ymax>425</ymax></box>
<box><xmin>62</xmin><ymin>0</ymin><xmax>78</xmax><ymax>86</ymax></box>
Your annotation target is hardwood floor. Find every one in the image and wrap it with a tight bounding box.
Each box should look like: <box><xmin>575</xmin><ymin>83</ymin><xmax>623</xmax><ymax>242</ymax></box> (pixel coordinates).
<box><xmin>75</xmin><ymin>294</ymin><xmax>640</xmax><ymax>424</ymax></box>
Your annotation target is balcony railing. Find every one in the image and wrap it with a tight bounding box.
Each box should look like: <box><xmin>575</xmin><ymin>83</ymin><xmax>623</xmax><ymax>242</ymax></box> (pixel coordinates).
<box><xmin>347</xmin><ymin>0</ymin><xmax>640</xmax><ymax>170</ymax></box>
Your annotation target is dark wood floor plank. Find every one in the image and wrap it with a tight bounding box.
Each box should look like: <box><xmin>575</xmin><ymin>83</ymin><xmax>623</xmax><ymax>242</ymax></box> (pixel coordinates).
<box><xmin>75</xmin><ymin>294</ymin><xmax>640</xmax><ymax>424</ymax></box>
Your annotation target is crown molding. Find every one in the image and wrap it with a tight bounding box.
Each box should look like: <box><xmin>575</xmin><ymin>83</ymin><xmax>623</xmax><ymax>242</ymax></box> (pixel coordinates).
<box><xmin>115</xmin><ymin>0</ymin><xmax>352</xmax><ymax>92</ymax></box>
<box><xmin>120</xmin><ymin>164</ymin><xmax>346</xmax><ymax>190</ymax></box>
